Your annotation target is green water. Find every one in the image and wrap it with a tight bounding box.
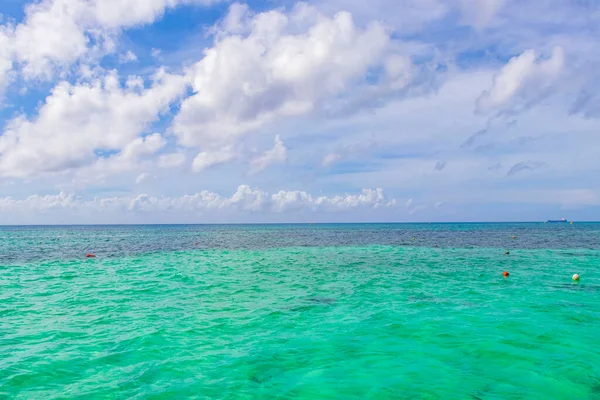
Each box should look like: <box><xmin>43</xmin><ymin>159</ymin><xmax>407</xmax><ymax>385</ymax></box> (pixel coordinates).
<box><xmin>1</xmin><ymin>225</ymin><xmax>600</xmax><ymax>398</ymax></box>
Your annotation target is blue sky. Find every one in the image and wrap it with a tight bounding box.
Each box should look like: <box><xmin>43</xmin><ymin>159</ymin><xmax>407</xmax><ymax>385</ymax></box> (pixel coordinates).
<box><xmin>0</xmin><ymin>0</ymin><xmax>599</xmax><ymax>223</ymax></box>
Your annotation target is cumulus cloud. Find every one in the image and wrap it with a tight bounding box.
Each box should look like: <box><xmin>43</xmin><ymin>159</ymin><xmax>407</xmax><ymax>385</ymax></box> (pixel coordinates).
<box><xmin>1</xmin><ymin>0</ymin><xmax>600</xmax><ymax>223</ymax></box>
<box><xmin>270</xmin><ymin>187</ymin><xmax>395</xmax><ymax>212</ymax></box>
<box><xmin>172</xmin><ymin>3</ymin><xmax>394</xmax><ymax>149</ymax></box>
<box><xmin>311</xmin><ymin>0</ymin><xmax>449</xmax><ymax>34</ymax></box>
<box><xmin>119</xmin><ymin>50</ymin><xmax>138</xmax><ymax>63</ymax></box>
<box><xmin>476</xmin><ymin>46</ymin><xmax>565</xmax><ymax>114</ymax></box>
<box><xmin>250</xmin><ymin>135</ymin><xmax>287</xmax><ymax>172</ymax></box>
<box><xmin>0</xmin><ymin>28</ymin><xmax>13</xmax><ymax>95</ymax></box>
<box><xmin>0</xmin><ymin>0</ymin><xmax>221</xmax><ymax>83</ymax></box>
<box><xmin>136</xmin><ymin>173</ymin><xmax>151</xmax><ymax>184</ymax></box>
<box><xmin>209</xmin><ymin>2</ymin><xmax>252</xmax><ymax>37</ymax></box>
<box><xmin>0</xmin><ymin>185</ymin><xmax>396</xmax><ymax>215</ymax></box>
<box><xmin>158</xmin><ymin>153</ymin><xmax>186</xmax><ymax>168</ymax></box>
<box><xmin>54</xmin><ymin>134</ymin><xmax>168</xmax><ymax>186</ymax></box>
<box><xmin>0</xmin><ymin>69</ymin><xmax>188</xmax><ymax>178</ymax></box>
<box><xmin>192</xmin><ymin>146</ymin><xmax>238</xmax><ymax>172</ymax></box>
<box><xmin>0</xmin><ymin>192</ymin><xmax>79</xmax><ymax>212</ymax></box>
<box><xmin>120</xmin><ymin>134</ymin><xmax>166</xmax><ymax>161</ymax></box>
<box><xmin>459</xmin><ymin>0</ymin><xmax>506</xmax><ymax>30</ymax></box>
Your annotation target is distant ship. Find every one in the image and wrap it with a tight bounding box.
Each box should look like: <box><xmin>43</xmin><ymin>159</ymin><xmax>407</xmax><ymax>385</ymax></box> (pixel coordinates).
<box><xmin>547</xmin><ymin>218</ymin><xmax>568</xmax><ymax>223</ymax></box>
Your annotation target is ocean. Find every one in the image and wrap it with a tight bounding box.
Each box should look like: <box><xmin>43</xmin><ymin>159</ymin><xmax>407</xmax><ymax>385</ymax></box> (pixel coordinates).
<box><xmin>1</xmin><ymin>223</ymin><xmax>599</xmax><ymax>399</ymax></box>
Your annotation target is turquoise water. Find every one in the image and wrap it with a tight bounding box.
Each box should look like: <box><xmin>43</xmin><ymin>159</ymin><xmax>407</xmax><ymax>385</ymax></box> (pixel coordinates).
<box><xmin>1</xmin><ymin>224</ymin><xmax>600</xmax><ymax>399</ymax></box>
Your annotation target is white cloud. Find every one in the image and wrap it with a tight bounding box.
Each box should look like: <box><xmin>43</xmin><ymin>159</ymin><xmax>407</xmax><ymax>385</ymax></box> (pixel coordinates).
<box><xmin>56</xmin><ymin>134</ymin><xmax>167</xmax><ymax>186</ymax></box>
<box><xmin>136</xmin><ymin>172</ymin><xmax>150</xmax><ymax>184</ymax></box>
<box><xmin>250</xmin><ymin>135</ymin><xmax>287</xmax><ymax>172</ymax></box>
<box><xmin>0</xmin><ymin>28</ymin><xmax>13</xmax><ymax>96</ymax></box>
<box><xmin>0</xmin><ymin>185</ymin><xmax>396</xmax><ymax>215</ymax></box>
<box><xmin>476</xmin><ymin>46</ymin><xmax>565</xmax><ymax>114</ymax></box>
<box><xmin>459</xmin><ymin>0</ymin><xmax>506</xmax><ymax>30</ymax></box>
<box><xmin>0</xmin><ymin>69</ymin><xmax>188</xmax><ymax>178</ymax></box>
<box><xmin>210</xmin><ymin>2</ymin><xmax>252</xmax><ymax>37</ymax></box>
<box><xmin>408</xmin><ymin>204</ymin><xmax>427</xmax><ymax>215</ymax></box>
<box><xmin>172</xmin><ymin>3</ymin><xmax>393</xmax><ymax>149</ymax></box>
<box><xmin>192</xmin><ymin>146</ymin><xmax>238</xmax><ymax>172</ymax></box>
<box><xmin>322</xmin><ymin>153</ymin><xmax>342</xmax><ymax>166</ymax></box>
<box><xmin>402</xmin><ymin>196</ymin><xmax>425</xmax><ymax>215</ymax></box>
<box><xmin>119</xmin><ymin>50</ymin><xmax>138</xmax><ymax>63</ymax></box>
<box><xmin>320</xmin><ymin>139</ymin><xmax>379</xmax><ymax>167</ymax></box>
<box><xmin>269</xmin><ymin>187</ymin><xmax>396</xmax><ymax>212</ymax></box>
<box><xmin>2</xmin><ymin>0</ymin><xmax>600</xmax><ymax>223</ymax></box>
<box><xmin>90</xmin><ymin>0</ymin><xmax>223</xmax><ymax>28</ymax></box>
<box><xmin>158</xmin><ymin>152</ymin><xmax>186</xmax><ymax>168</ymax></box>
<box><xmin>0</xmin><ymin>192</ymin><xmax>79</xmax><ymax>212</ymax></box>
<box><xmin>151</xmin><ymin>48</ymin><xmax>162</xmax><ymax>58</ymax></box>
<box><xmin>310</xmin><ymin>0</ymin><xmax>449</xmax><ymax>34</ymax></box>
<box><xmin>0</xmin><ymin>0</ymin><xmax>222</xmax><ymax>85</ymax></box>
<box><xmin>121</xmin><ymin>134</ymin><xmax>166</xmax><ymax>161</ymax></box>
<box><xmin>10</xmin><ymin>0</ymin><xmax>91</xmax><ymax>80</ymax></box>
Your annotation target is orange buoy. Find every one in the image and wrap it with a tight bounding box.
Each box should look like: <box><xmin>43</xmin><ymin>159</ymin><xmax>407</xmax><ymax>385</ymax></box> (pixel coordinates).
<box><xmin>503</xmin><ymin>271</ymin><xmax>510</xmax><ymax>277</ymax></box>
<box><xmin>86</xmin><ymin>253</ymin><xmax>96</xmax><ymax>258</ymax></box>
<box><xmin>572</xmin><ymin>273</ymin><xmax>580</xmax><ymax>281</ymax></box>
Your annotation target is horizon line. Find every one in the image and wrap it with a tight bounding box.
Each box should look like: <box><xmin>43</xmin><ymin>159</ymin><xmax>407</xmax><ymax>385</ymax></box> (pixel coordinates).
<box><xmin>0</xmin><ymin>221</ymin><xmax>595</xmax><ymax>227</ymax></box>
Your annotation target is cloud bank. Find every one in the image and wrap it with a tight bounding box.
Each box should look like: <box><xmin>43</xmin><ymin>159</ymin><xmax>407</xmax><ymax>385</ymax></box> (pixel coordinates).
<box><xmin>0</xmin><ymin>0</ymin><xmax>599</xmax><ymax>222</ymax></box>
<box><xmin>0</xmin><ymin>186</ymin><xmax>396</xmax><ymax>221</ymax></box>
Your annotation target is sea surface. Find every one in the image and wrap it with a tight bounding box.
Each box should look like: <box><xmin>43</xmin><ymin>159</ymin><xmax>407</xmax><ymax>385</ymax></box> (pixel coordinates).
<box><xmin>1</xmin><ymin>223</ymin><xmax>599</xmax><ymax>399</ymax></box>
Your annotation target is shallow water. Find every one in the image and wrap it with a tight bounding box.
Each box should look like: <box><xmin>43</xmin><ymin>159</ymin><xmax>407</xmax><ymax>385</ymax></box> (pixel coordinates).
<box><xmin>1</xmin><ymin>224</ymin><xmax>599</xmax><ymax>399</ymax></box>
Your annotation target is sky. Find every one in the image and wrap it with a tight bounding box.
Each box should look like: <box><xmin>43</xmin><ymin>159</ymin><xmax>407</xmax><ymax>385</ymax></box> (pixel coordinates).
<box><xmin>0</xmin><ymin>0</ymin><xmax>599</xmax><ymax>224</ymax></box>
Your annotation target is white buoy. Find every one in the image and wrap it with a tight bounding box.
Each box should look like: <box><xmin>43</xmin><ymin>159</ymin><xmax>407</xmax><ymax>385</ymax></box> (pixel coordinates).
<box><xmin>572</xmin><ymin>274</ymin><xmax>580</xmax><ymax>281</ymax></box>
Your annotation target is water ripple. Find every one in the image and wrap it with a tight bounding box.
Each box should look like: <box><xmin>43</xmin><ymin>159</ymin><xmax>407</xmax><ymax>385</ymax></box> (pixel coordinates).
<box><xmin>1</xmin><ymin>226</ymin><xmax>600</xmax><ymax>398</ymax></box>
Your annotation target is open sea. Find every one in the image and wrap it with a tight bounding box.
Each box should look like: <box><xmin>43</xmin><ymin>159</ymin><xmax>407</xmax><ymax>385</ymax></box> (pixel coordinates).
<box><xmin>1</xmin><ymin>223</ymin><xmax>599</xmax><ymax>399</ymax></box>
